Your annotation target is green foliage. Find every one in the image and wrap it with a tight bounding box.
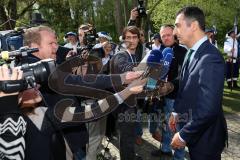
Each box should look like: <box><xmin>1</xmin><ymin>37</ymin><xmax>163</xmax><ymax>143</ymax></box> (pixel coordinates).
<box><xmin>94</xmin><ymin>0</ymin><xmax>117</xmax><ymax>41</ymax></box>
<box><xmin>148</xmin><ymin>0</ymin><xmax>240</xmax><ymax>47</ymax></box>
<box><xmin>2</xmin><ymin>0</ymin><xmax>240</xmax><ymax>46</ymax></box>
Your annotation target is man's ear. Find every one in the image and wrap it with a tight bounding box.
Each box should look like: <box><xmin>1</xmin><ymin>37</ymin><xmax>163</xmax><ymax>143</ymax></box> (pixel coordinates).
<box><xmin>30</xmin><ymin>43</ymin><xmax>39</xmax><ymax>48</ymax></box>
<box><xmin>191</xmin><ymin>21</ymin><xmax>199</xmax><ymax>32</ymax></box>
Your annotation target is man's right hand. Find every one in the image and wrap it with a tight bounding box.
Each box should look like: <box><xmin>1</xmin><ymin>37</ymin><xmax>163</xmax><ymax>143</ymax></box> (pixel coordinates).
<box><xmin>127</xmin><ymin>78</ymin><xmax>147</xmax><ymax>94</ymax></box>
<box><xmin>118</xmin><ymin>77</ymin><xmax>147</xmax><ymax>102</ymax></box>
<box><xmin>0</xmin><ymin>65</ymin><xmax>23</xmax><ymax>97</ymax></box>
<box><xmin>120</xmin><ymin>71</ymin><xmax>143</xmax><ymax>84</ymax></box>
<box><xmin>169</xmin><ymin>113</ymin><xmax>178</xmax><ymax>132</ymax></box>
<box><xmin>130</xmin><ymin>8</ymin><xmax>139</xmax><ymax>20</ymax></box>
<box><xmin>66</xmin><ymin>50</ymin><xmax>77</xmax><ymax>59</ymax></box>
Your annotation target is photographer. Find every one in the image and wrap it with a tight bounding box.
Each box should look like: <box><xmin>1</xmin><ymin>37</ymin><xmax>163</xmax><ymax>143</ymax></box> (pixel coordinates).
<box><xmin>127</xmin><ymin>7</ymin><xmax>139</xmax><ymax>27</ymax></box>
<box><xmin>0</xmin><ymin>63</ymin><xmax>71</xmax><ymax>160</ymax></box>
<box><xmin>0</xmin><ymin>65</ymin><xmax>26</xmax><ymax>160</ymax></box>
<box><xmin>127</xmin><ymin>8</ymin><xmax>148</xmax><ymax>62</ymax></box>
<box><xmin>23</xmin><ymin>25</ymin><xmax>88</xmax><ymax>160</ymax></box>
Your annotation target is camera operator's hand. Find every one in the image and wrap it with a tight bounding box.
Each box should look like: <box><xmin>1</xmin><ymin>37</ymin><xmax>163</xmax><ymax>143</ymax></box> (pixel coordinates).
<box><xmin>66</xmin><ymin>50</ymin><xmax>77</xmax><ymax>59</ymax></box>
<box><xmin>0</xmin><ymin>64</ymin><xmax>23</xmax><ymax>97</ymax></box>
<box><xmin>80</xmin><ymin>50</ymin><xmax>90</xmax><ymax>60</ymax></box>
<box><xmin>130</xmin><ymin>7</ymin><xmax>139</xmax><ymax>20</ymax></box>
<box><xmin>66</xmin><ymin>49</ymin><xmax>89</xmax><ymax>60</ymax></box>
<box><xmin>19</xmin><ymin>85</ymin><xmax>42</xmax><ymax>108</ymax></box>
<box><xmin>120</xmin><ymin>71</ymin><xmax>143</xmax><ymax>84</ymax></box>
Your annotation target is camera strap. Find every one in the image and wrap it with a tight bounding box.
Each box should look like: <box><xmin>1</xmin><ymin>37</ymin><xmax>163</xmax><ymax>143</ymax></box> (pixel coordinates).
<box><xmin>0</xmin><ymin>80</ymin><xmax>28</xmax><ymax>93</ymax></box>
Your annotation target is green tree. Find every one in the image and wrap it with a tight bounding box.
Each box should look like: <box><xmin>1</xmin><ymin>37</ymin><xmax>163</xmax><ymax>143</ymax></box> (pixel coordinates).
<box><xmin>148</xmin><ymin>0</ymin><xmax>240</xmax><ymax>46</ymax></box>
<box><xmin>0</xmin><ymin>0</ymin><xmax>36</xmax><ymax>30</ymax></box>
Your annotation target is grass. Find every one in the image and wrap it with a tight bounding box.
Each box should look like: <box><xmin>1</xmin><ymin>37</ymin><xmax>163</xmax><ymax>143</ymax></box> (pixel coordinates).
<box><xmin>218</xmin><ymin>48</ymin><xmax>240</xmax><ymax>114</ymax></box>
<box><xmin>223</xmin><ymin>81</ymin><xmax>240</xmax><ymax>114</ymax></box>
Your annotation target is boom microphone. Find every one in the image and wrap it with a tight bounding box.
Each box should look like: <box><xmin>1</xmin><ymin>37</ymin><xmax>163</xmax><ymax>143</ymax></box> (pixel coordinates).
<box><xmin>0</xmin><ymin>47</ymin><xmax>39</xmax><ymax>60</ymax></box>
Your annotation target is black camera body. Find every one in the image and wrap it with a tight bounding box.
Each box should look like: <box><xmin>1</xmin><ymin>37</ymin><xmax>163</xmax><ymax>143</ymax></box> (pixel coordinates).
<box><xmin>82</xmin><ymin>27</ymin><xmax>98</xmax><ymax>50</ymax></box>
<box><xmin>0</xmin><ymin>47</ymin><xmax>56</xmax><ymax>93</ymax></box>
<box><xmin>19</xmin><ymin>58</ymin><xmax>56</xmax><ymax>88</ymax></box>
<box><xmin>137</xmin><ymin>0</ymin><xmax>147</xmax><ymax>17</ymax></box>
<box><xmin>75</xmin><ymin>28</ymin><xmax>105</xmax><ymax>58</ymax></box>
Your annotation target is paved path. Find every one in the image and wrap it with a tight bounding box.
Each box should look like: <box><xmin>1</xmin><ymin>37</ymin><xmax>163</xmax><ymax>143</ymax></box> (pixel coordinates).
<box><xmin>101</xmin><ymin>113</ymin><xmax>240</xmax><ymax>160</ymax></box>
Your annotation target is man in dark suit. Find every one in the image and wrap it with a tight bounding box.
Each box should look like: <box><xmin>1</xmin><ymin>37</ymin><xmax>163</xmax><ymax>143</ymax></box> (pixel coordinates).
<box><xmin>169</xmin><ymin>6</ymin><xmax>227</xmax><ymax>160</ymax></box>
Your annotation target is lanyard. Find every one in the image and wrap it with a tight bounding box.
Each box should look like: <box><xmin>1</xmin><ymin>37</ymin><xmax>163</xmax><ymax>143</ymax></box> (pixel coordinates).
<box><xmin>126</xmin><ymin>50</ymin><xmax>137</xmax><ymax>65</ymax></box>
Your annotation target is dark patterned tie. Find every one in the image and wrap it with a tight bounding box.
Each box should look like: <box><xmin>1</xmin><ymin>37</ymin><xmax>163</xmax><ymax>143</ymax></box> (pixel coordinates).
<box><xmin>182</xmin><ymin>49</ymin><xmax>194</xmax><ymax>77</ymax></box>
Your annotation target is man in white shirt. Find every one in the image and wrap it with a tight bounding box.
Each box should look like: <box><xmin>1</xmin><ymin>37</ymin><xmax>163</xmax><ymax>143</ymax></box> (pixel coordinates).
<box><xmin>224</xmin><ymin>30</ymin><xmax>239</xmax><ymax>89</ymax></box>
<box><xmin>64</xmin><ymin>32</ymin><xmax>78</xmax><ymax>52</ymax></box>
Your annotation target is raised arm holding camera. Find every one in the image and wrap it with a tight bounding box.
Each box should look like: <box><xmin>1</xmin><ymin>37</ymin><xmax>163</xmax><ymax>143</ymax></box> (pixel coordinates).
<box><xmin>0</xmin><ymin>65</ymin><xmax>26</xmax><ymax>160</ymax></box>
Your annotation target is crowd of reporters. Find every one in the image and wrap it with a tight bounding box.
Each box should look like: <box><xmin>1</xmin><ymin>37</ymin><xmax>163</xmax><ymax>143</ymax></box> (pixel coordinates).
<box><xmin>0</xmin><ymin>5</ymin><xmax>234</xmax><ymax>160</ymax></box>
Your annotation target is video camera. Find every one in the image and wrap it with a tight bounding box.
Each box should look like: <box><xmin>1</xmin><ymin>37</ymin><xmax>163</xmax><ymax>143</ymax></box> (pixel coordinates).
<box><xmin>78</xmin><ymin>27</ymin><xmax>99</xmax><ymax>52</ymax></box>
<box><xmin>0</xmin><ymin>13</ymin><xmax>47</xmax><ymax>52</ymax></box>
<box><xmin>137</xmin><ymin>0</ymin><xmax>147</xmax><ymax>18</ymax></box>
<box><xmin>72</xmin><ymin>27</ymin><xmax>104</xmax><ymax>58</ymax></box>
<box><xmin>0</xmin><ymin>47</ymin><xmax>56</xmax><ymax>93</ymax></box>
<box><xmin>0</xmin><ymin>27</ymin><xmax>26</xmax><ymax>51</ymax></box>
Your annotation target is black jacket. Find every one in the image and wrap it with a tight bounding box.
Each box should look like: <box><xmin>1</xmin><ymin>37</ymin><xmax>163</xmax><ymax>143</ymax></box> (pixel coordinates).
<box><xmin>166</xmin><ymin>43</ymin><xmax>187</xmax><ymax>99</ymax></box>
<box><xmin>0</xmin><ymin>95</ymin><xmax>57</xmax><ymax>160</ymax></box>
<box><xmin>27</xmin><ymin>54</ymin><xmax>88</xmax><ymax>157</ymax></box>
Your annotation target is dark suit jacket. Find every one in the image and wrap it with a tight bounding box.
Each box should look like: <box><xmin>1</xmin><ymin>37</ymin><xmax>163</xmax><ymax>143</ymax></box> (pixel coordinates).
<box><xmin>166</xmin><ymin>43</ymin><xmax>187</xmax><ymax>99</ymax></box>
<box><xmin>174</xmin><ymin>40</ymin><xmax>227</xmax><ymax>155</ymax></box>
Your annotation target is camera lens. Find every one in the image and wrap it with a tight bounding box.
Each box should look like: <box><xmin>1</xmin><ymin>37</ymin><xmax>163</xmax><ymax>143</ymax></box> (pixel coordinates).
<box><xmin>27</xmin><ymin>59</ymin><xmax>56</xmax><ymax>84</ymax></box>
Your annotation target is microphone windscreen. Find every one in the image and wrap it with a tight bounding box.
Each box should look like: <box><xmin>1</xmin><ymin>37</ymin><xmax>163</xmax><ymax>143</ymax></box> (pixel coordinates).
<box><xmin>161</xmin><ymin>47</ymin><xmax>174</xmax><ymax>79</ymax></box>
<box><xmin>162</xmin><ymin>47</ymin><xmax>173</xmax><ymax>59</ymax></box>
<box><xmin>147</xmin><ymin>49</ymin><xmax>163</xmax><ymax>67</ymax></box>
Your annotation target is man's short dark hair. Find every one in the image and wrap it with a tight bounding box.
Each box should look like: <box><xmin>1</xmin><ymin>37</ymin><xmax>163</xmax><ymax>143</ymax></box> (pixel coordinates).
<box><xmin>122</xmin><ymin>26</ymin><xmax>140</xmax><ymax>40</ymax></box>
<box><xmin>176</xmin><ymin>6</ymin><xmax>205</xmax><ymax>31</ymax></box>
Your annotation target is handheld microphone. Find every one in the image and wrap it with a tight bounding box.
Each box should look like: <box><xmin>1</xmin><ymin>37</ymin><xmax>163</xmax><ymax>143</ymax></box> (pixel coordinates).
<box><xmin>0</xmin><ymin>47</ymin><xmax>39</xmax><ymax>60</ymax></box>
<box><xmin>144</xmin><ymin>47</ymin><xmax>173</xmax><ymax>90</ymax></box>
<box><xmin>143</xmin><ymin>49</ymin><xmax>163</xmax><ymax>90</ymax></box>
<box><xmin>141</xmin><ymin>49</ymin><xmax>163</xmax><ymax>78</ymax></box>
<box><xmin>160</xmin><ymin>47</ymin><xmax>174</xmax><ymax>79</ymax></box>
